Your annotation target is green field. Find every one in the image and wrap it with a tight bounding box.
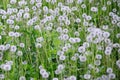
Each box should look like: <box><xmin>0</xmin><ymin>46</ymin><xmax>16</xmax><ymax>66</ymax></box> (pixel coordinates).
<box><xmin>0</xmin><ymin>0</ymin><xmax>120</xmax><ymax>80</ymax></box>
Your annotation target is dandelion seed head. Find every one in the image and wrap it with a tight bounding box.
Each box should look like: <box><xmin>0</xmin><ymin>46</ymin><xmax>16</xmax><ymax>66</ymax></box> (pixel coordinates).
<box><xmin>84</xmin><ymin>74</ymin><xmax>91</xmax><ymax>79</ymax></box>
<box><xmin>79</xmin><ymin>55</ymin><xmax>87</xmax><ymax>62</ymax></box>
<box><xmin>19</xmin><ymin>76</ymin><xmax>26</xmax><ymax>80</ymax></box>
<box><xmin>3</xmin><ymin>64</ymin><xmax>11</xmax><ymax>71</ymax></box>
<box><xmin>91</xmin><ymin>7</ymin><xmax>98</xmax><ymax>12</ymax></box>
<box><xmin>0</xmin><ymin>74</ymin><xmax>5</xmax><ymax>79</ymax></box>
<box><xmin>59</xmin><ymin>55</ymin><xmax>66</xmax><ymax>60</ymax></box>
<box><xmin>108</xmin><ymin>73</ymin><xmax>116</xmax><ymax>79</ymax></box>
<box><xmin>106</xmin><ymin>67</ymin><xmax>113</xmax><ymax>73</ymax></box>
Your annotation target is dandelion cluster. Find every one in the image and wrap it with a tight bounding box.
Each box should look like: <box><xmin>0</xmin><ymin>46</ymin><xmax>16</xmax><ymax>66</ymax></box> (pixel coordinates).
<box><xmin>0</xmin><ymin>0</ymin><xmax>120</xmax><ymax>80</ymax></box>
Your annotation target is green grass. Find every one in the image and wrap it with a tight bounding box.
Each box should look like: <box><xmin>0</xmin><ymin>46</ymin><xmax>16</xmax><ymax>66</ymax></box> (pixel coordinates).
<box><xmin>0</xmin><ymin>0</ymin><xmax>120</xmax><ymax>80</ymax></box>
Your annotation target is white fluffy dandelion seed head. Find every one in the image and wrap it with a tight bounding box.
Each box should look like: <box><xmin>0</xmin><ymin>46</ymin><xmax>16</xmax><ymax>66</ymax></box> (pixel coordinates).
<box><xmin>96</xmin><ymin>54</ymin><xmax>102</xmax><ymax>59</ymax></box>
<box><xmin>102</xmin><ymin>6</ymin><xmax>107</xmax><ymax>11</ymax></box>
<box><xmin>102</xmin><ymin>25</ymin><xmax>108</xmax><ymax>30</ymax></box>
<box><xmin>116</xmin><ymin>60</ymin><xmax>120</xmax><ymax>66</ymax></box>
<box><xmin>35</xmin><ymin>43</ymin><xmax>42</xmax><ymax>48</ymax></box>
<box><xmin>101</xmin><ymin>75</ymin><xmax>109</xmax><ymax>80</ymax></box>
<box><xmin>74</xmin><ymin>31</ymin><xmax>80</xmax><ymax>36</ymax></box>
<box><xmin>14</xmin><ymin>32</ymin><xmax>21</xmax><ymax>37</ymax></box>
<box><xmin>42</xmin><ymin>72</ymin><xmax>49</xmax><ymax>78</ymax></box>
<box><xmin>74</xmin><ymin>38</ymin><xmax>81</xmax><ymax>43</ymax></box>
<box><xmin>2</xmin><ymin>15</ymin><xmax>7</xmax><ymax>19</ymax></box>
<box><xmin>19</xmin><ymin>76</ymin><xmax>26</xmax><ymax>80</ymax></box>
<box><xmin>6</xmin><ymin>19</ymin><xmax>14</xmax><ymax>25</ymax></box>
<box><xmin>3</xmin><ymin>64</ymin><xmax>11</xmax><ymax>71</ymax></box>
<box><xmin>105</xmin><ymin>50</ymin><xmax>112</xmax><ymax>55</ymax></box>
<box><xmin>77</xmin><ymin>0</ymin><xmax>83</xmax><ymax>4</ymax></box>
<box><xmin>5</xmin><ymin>44</ymin><xmax>11</xmax><ymax>50</ymax></box>
<box><xmin>34</xmin><ymin>25</ymin><xmax>41</xmax><ymax>30</ymax></box>
<box><xmin>108</xmin><ymin>73</ymin><xmax>116</xmax><ymax>79</ymax></box>
<box><xmin>62</xmin><ymin>34</ymin><xmax>69</xmax><ymax>41</ymax></box>
<box><xmin>55</xmin><ymin>69</ymin><xmax>61</xmax><ymax>74</ymax></box>
<box><xmin>14</xmin><ymin>25</ymin><xmax>20</xmax><ymax>30</ymax></box>
<box><xmin>62</xmin><ymin>46</ymin><xmax>68</xmax><ymax>52</ymax></box>
<box><xmin>36</xmin><ymin>37</ymin><xmax>44</xmax><ymax>42</ymax></box>
<box><xmin>10</xmin><ymin>0</ymin><xmax>17</xmax><ymax>4</ymax></box>
<box><xmin>91</xmin><ymin>7</ymin><xmax>98</xmax><ymax>12</ymax></box>
<box><xmin>83</xmin><ymin>42</ymin><xmax>90</xmax><ymax>48</ymax></box>
<box><xmin>86</xmin><ymin>35</ymin><xmax>93</xmax><ymax>42</ymax></box>
<box><xmin>57</xmin><ymin>50</ymin><xmax>64</xmax><ymax>56</ymax></box>
<box><xmin>59</xmin><ymin>55</ymin><xmax>66</xmax><ymax>60</ymax></box>
<box><xmin>86</xmin><ymin>16</ymin><xmax>92</xmax><ymax>21</ymax></box>
<box><xmin>103</xmin><ymin>31</ymin><xmax>110</xmax><ymax>38</ymax></box>
<box><xmin>81</xmin><ymin>4</ymin><xmax>86</xmax><ymax>9</ymax></box>
<box><xmin>0</xmin><ymin>74</ymin><xmax>5</xmax><ymax>79</ymax></box>
<box><xmin>94</xmin><ymin>67</ymin><xmax>100</xmax><ymax>73</ymax></box>
<box><xmin>6</xmin><ymin>61</ymin><xmax>13</xmax><ymax>65</ymax></box>
<box><xmin>17</xmin><ymin>51</ymin><xmax>23</xmax><ymax>56</ymax></box>
<box><xmin>117</xmin><ymin>22</ymin><xmax>120</xmax><ymax>27</ymax></box>
<box><xmin>23</xmin><ymin>13</ymin><xmax>30</xmax><ymax>19</ymax></box>
<box><xmin>39</xmin><ymin>65</ymin><xmax>43</xmax><ymax>70</ymax></box>
<box><xmin>78</xmin><ymin>46</ymin><xmax>86</xmax><ymax>53</ymax></box>
<box><xmin>56</xmin><ymin>27</ymin><xmax>62</xmax><ymax>33</ymax></box>
<box><xmin>71</xmin><ymin>56</ymin><xmax>77</xmax><ymax>61</ymax></box>
<box><xmin>63</xmin><ymin>28</ymin><xmax>69</xmax><ymax>34</ymax></box>
<box><xmin>10</xmin><ymin>45</ymin><xmax>17</xmax><ymax>52</ymax></box>
<box><xmin>79</xmin><ymin>55</ymin><xmax>87</xmax><ymax>62</ymax></box>
<box><xmin>51</xmin><ymin>0</ymin><xmax>57</xmax><ymax>4</ymax></box>
<box><xmin>106</xmin><ymin>67</ymin><xmax>113</xmax><ymax>73</ymax></box>
<box><xmin>69</xmin><ymin>38</ymin><xmax>76</xmax><ymax>43</ymax></box>
<box><xmin>107</xmin><ymin>1</ymin><xmax>112</xmax><ymax>5</ymax></box>
<box><xmin>57</xmin><ymin>64</ymin><xmax>65</xmax><ymax>70</ymax></box>
<box><xmin>65</xmin><ymin>20</ymin><xmax>70</xmax><ymax>25</ymax></box>
<box><xmin>53</xmin><ymin>78</ymin><xmax>58</xmax><ymax>80</ymax></box>
<box><xmin>32</xmin><ymin>6</ymin><xmax>37</xmax><ymax>11</ymax></box>
<box><xmin>65</xmin><ymin>43</ymin><xmax>71</xmax><ymax>48</ymax></box>
<box><xmin>40</xmin><ymin>69</ymin><xmax>46</xmax><ymax>75</ymax></box>
<box><xmin>19</xmin><ymin>43</ymin><xmax>25</xmax><ymax>48</ymax></box>
<box><xmin>84</xmin><ymin>74</ymin><xmax>91</xmax><ymax>79</ymax></box>
<box><xmin>69</xmin><ymin>75</ymin><xmax>76</xmax><ymax>80</ymax></box>
<box><xmin>94</xmin><ymin>60</ymin><xmax>101</xmax><ymax>66</ymax></box>
<box><xmin>0</xmin><ymin>45</ymin><xmax>5</xmax><ymax>51</ymax></box>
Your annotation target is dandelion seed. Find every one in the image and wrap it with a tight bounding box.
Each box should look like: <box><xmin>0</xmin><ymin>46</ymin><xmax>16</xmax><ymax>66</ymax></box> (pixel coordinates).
<box><xmin>36</xmin><ymin>37</ymin><xmax>44</xmax><ymax>42</ymax></box>
<box><xmin>101</xmin><ymin>75</ymin><xmax>109</xmax><ymax>80</ymax></box>
<box><xmin>17</xmin><ymin>51</ymin><xmax>23</xmax><ymax>56</ymax></box>
<box><xmin>107</xmin><ymin>1</ymin><xmax>112</xmax><ymax>5</ymax></box>
<box><xmin>84</xmin><ymin>74</ymin><xmax>91</xmax><ymax>79</ymax></box>
<box><xmin>0</xmin><ymin>45</ymin><xmax>5</xmax><ymax>51</ymax></box>
<box><xmin>53</xmin><ymin>78</ymin><xmax>58</xmax><ymax>80</ymax></box>
<box><xmin>105</xmin><ymin>50</ymin><xmax>111</xmax><ymax>55</ymax></box>
<box><xmin>42</xmin><ymin>72</ymin><xmax>49</xmax><ymax>78</ymax></box>
<box><xmin>59</xmin><ymin>55</ymin><xmax>66</xmax><ymax>60</ymax></box>
<box><xmin>106</xmin><ymin>67</ymin><xmax>113</xmax><ymax>73</ymax></box>
<box><xmin>96</xmin><ymin>54</ymin><xmax>102</xmax><ymax>59</ymax></box>
<box><xmin>79</xmin><ymin>55</ymin><xmax>87</xmax><ymax>62</ymax></box>
<box><xmin>91</xmin><ymin>7</ymin><xmax>98</xmax><ymax>12</ymax></box>
<box><xmin>108</xmin><ymin>73</ymin><xmax>116</xmax><ymax>79</ymax></box>
<box><xmin>40</xmin><ymin>69</ymin><xmax>46</xmax><ymax>75</ymax></box>
<box><xmin>19</xmin><ymin>43</ymin><xmax>25</xmax><ymax>48</ymax></box>
<box><xmin>94</xmin><ymin>60</ymin><xmax>101</xmax><ymax>66</ymax></box>
<box><xmin>35</xmin><ymin>43</ymin><xmax>42</xmax><ymax>48</ymax></box>
<box><xmin>77</xmin><ymin>0</ymin><xmax>83</xmax><ymax>4</ymax></box>
<box><xmin>57</xmin><ymin>64</ymin><xmax>65</xmax><ymax>70</ymax></box>
<box><xmin>0</xmin><ymin>74</ymin><xmax>5</xmax><ymax>79</ymax></box>
<box><xmin>81</xmin><ymin>4</ymin><xmax>86</xmax><ymax>9</ymax></box>
<box><xmin>78</xmin><ymin>46</ymin><xmax>86</xmax><ymax>53</ymax></box>
<box><xmin>3</xmin><ymin>64</ymin><xmax>11</xmax><ymax>71</ymax></box>
<box><xmin>19</xmin><ymin>76</ymin><xmax>26</xmax><ymax>80</ymax></box>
